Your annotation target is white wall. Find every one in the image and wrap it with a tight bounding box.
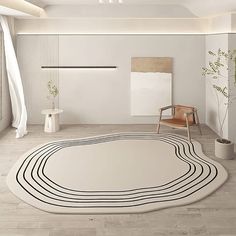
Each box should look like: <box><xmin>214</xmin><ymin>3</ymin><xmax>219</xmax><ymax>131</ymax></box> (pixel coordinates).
<box><xmin>205</xmin><ymin>34</ymin><xmax>229</xmax><ymax>138</ymax></box>
<box><xmin>205</xmin><ymin>33</ymin><xmax>236</xmax><ymax>141</ymax></box>
<box><xmin>232</xmin><ymin>13</ymin><xmax>236</xmax><ymax>33</ymax></box>
<box><xmin>228</xmin><ymin>33</ymin><xmax>236</xmax><ymax>142</ymax></box>
<box><xmin>17</xmin><ymin>34</ymin><xmax>205</xmax><ymax>125</ymax></box>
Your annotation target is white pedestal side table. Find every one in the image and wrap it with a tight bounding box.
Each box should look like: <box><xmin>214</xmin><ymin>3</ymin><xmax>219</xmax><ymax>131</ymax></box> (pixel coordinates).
<box><xmin>41</xmin><ymin>109</ymin><xmax>63</xmax><ymax>133</ymax></box>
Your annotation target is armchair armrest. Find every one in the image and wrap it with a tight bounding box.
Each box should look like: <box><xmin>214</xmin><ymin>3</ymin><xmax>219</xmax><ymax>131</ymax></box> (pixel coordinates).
<box><xmin>158</xmin><ymin>105</ymin><xmax>173</xmax><ymax>122</ymax></box>
<box><xmin>160</xmin><ymin>105</ymin><xmax>174</xmax><ymax>112</ymax></box>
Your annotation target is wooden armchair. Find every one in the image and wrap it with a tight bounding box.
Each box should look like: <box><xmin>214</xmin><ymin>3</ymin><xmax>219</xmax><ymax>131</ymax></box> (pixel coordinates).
<box><xmin>157</xmin><ymin>105</ymin><xmax>202</xmax><ymax>141</ymax></box>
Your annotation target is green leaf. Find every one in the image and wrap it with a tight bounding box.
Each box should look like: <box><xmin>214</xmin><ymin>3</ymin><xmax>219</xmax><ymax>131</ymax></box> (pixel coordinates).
<box><xmin>209</xmin><ymin>62</ymin><xmax>217</xmax><ymax>72</ymax></box>
<box><xmin>213</xmin><ymin>84</ymin><xmax>228</xmax><ymax>98</ymax></box>
<box><xmin>208</xmin><ymin>51</ymin><xmax>216</xmax><ymax>56</ymax></box>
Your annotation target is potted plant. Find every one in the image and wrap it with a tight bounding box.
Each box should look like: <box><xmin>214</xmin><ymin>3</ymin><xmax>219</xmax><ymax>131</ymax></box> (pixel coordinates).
<box><xmin>47</xmin><ymin>79</ymin><xmax>59</xmax><ymax>109</ymax></box>
<box><xmin>202</xmin><ymin>48</ymin><xmax>236</xmax><ymax>159</ymax></box>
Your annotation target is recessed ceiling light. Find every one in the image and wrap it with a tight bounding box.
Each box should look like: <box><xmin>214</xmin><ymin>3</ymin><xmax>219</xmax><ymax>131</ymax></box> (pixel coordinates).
<box><xmin>99</xmin><ymin>0</ymin><xmax>123</xmax><ymax>3</ymax></box>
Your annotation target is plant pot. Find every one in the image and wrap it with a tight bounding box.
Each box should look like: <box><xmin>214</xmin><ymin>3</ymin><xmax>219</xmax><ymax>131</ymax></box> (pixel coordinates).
<box><xmin>215</xmin><ymin>138</ymin><xmax>234</xmax><ymax>160</ymax></box>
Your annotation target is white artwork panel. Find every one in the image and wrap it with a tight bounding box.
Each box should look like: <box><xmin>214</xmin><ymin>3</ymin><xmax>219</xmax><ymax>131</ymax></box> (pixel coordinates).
<box><xmin>131</xmin><ymin>72</ymin><xmax>172</xmax><ymax>116</ymax></box>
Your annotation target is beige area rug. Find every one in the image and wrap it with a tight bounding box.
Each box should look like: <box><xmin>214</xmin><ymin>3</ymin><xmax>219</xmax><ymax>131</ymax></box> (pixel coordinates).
<box><xmin>7</xmin><ymin>133</ymin><xmax>228</xmax><ymax>214</ymax></box>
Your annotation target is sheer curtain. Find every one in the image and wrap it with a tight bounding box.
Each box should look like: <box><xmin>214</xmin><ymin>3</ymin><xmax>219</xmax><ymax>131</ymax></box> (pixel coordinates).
<box><xmin>0</xmin><ymin>16</ymin><xmax>27</xmax><ymax>138</ymax></box>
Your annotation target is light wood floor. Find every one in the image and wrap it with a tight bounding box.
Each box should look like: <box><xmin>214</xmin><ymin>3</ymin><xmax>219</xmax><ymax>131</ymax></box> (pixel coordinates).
<box><xmin>0</xmin><ymin>124</ymin><xmax>236</xmax><ymax>236</ymax></box>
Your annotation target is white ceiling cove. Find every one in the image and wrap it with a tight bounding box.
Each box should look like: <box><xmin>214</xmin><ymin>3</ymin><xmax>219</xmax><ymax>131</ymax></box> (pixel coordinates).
<box><xmin>0</xmin><ymin>5</ymin><xmax>29</xmax><ymax>16</ymax></box>
<box><xmin>27</xmin><ymin>0</ymin><xmax>188</xmax><ymax>5</ymax></box>
<box><xmin>25</xmin><ymin>0</ymin><xmax>236</xmax><ymax>17</ymax></box>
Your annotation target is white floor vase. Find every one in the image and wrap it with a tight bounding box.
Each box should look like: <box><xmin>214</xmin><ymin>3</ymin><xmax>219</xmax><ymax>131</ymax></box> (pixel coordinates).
<box><xmin>7</xmin><ymin>133</ymin><xmax>228</xmax><ymax>214</ymax></box>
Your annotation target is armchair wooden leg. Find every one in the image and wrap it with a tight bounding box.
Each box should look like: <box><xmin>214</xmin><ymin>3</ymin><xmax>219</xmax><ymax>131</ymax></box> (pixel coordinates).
<box><xmin>157</xmin><ymin>109</ymin><xmax>163</xmax><ymax>134</ymax></box>
<box><xmin>186</xmin><ymin>118</ymin><xmax>191</xmax><ymax>142</ymax></box>
<box><xmin>195</xmin><ymin>110</ymin><xmax>202</xmax><ymax>135</ymax></box>
<box><xmin>157</xmin><ymin>124</ymin><xmax>160</xmax><ymax>133</ymax></box>
<box><xmin>187</xmin><ymin>127</ymin><xmax>191</xmax><ymax>141</ymax></box>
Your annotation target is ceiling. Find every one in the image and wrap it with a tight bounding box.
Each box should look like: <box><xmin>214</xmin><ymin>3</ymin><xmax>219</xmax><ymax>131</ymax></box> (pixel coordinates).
<box><xmin>0</xmin><ymin>1</ymin><xmax>43</xmax><ymax>17</ymax></box>
<box><xmin>24</xmin><ymin>0</ymin><xmax>236</xmax><ymax>17</ymax></box>
<box><xmin>0</xmin><ymin>5</ymin><xmax>29</xmax><ymax>16</ymax></box>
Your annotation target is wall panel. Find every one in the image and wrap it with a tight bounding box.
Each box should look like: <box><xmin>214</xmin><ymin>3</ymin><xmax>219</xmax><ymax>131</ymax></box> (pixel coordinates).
<box><xmin>17</xmin><ymin>34</ymin><xmax>205</xmax><ymax>124</ymax></box>
<box><xmin>17</xmin><ymin>35</ymin><xmax>58</xmax><ymax>124</ymax></box>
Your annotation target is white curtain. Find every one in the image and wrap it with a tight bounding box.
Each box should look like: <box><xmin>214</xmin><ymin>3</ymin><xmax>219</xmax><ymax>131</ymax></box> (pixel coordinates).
<box><xmin>0</xmin><ymin>16</ymin><xmax>27</xmax><ymax>138</ymax></box>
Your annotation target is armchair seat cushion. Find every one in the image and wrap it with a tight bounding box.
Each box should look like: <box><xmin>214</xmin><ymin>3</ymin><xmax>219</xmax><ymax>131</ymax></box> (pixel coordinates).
<box><xmin>160</xmin><ymin>118</ymin><xmax>194</xmax><ymax>127</ymax></box>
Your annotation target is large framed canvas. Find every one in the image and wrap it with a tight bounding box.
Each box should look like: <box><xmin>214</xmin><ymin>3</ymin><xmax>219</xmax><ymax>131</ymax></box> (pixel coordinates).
<box><xmin>131</xmin><ymin>57</ymin><xmax>172</xmax><ymax>116</ymax></box>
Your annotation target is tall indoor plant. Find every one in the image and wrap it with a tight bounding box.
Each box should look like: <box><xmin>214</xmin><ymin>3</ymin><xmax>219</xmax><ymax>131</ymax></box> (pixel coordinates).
<box><xmin>202</xmin><ymin>48</ymin><xmax>236</xmax><ymax>159</ymax></box>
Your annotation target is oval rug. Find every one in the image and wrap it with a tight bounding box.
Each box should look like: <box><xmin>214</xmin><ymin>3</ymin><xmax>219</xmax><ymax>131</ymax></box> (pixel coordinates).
<box><xmin>7</xmin><ymin>133</ymin><xmax>228</xmax><ymax>214</ymax></box>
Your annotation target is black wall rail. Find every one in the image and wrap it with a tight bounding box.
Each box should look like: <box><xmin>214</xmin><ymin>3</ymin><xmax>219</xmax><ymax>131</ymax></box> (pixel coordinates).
<box><xmin>41</xmin><ymin>66</ymin><xmax>117</xmax><ymax>69</ymax></box>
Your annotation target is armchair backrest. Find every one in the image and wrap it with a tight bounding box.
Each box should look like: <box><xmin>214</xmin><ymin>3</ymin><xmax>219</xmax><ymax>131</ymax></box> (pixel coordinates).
<box><xmin>173</xmin><ymin>105</ymin><xmax>195</xmax><ymax>123</ymax></box>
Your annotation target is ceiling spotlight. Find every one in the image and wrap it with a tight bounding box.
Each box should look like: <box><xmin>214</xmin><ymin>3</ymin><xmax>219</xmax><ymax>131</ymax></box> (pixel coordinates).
<box><xmin>98</xmin><ymin>0</ymin><xmax>123</xmax><ymax>3</ymax></box>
